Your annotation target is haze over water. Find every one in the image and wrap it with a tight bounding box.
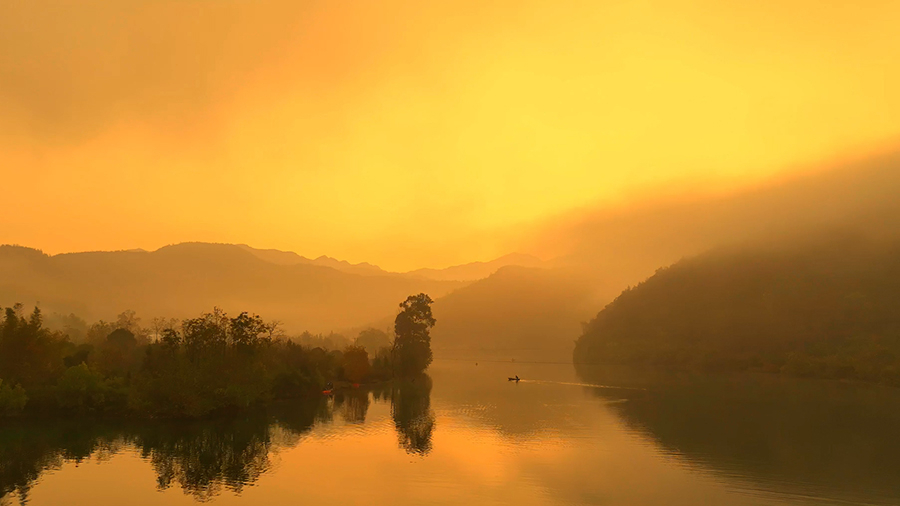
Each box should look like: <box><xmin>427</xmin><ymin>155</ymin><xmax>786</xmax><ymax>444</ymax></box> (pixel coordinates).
<box><xmin>5</xmin><ymin>359</ymin><xmax>898</xmax><ymax>506</ymax></box>
<box><xmin>3</xmin><ymin>3</ymin><xmax>900</xmax><ymax>505</ymax></box>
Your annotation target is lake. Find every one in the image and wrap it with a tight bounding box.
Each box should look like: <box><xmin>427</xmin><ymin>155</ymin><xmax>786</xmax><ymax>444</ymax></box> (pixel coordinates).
<box><xmin>3</xmin><ymin>358</ymin><xmax>900</xmax><ymax>506</ymax></box>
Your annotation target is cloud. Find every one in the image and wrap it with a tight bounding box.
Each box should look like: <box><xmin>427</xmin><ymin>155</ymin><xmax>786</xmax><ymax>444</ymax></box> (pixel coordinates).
<box><xmin>0</xmin><ymin>1</ymin><xmax>320</xmax><ymax>142</ymax></box>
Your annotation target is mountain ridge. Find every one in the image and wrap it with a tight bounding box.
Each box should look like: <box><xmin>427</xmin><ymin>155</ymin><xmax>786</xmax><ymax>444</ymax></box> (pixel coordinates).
<box><xmin>0</xmin><ymin>242</ymin><xmax>466</xmax><ymax>334</ymax></box>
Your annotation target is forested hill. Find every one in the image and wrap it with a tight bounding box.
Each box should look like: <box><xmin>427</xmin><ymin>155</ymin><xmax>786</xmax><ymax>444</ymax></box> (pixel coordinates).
<box><xmin>573</xmin><ymin>235</ymin><xmax>900</xmax><ymax>385</ymax></box>
<box><xmin>0</xmin><ymin>243</ymin><xmax>464</xmax><ymax>333</ymax></box>
<box><xmin>431</xmin><ymin>266</ymin><xmax>604</xmax><ymax>359</ymax></box>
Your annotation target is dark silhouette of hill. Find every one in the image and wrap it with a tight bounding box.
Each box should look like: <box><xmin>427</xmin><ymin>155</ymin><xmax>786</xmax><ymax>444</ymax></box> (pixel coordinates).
<box><xmin>430</xmin><ymin>266</ymin><xmax>608</xmax><ymax>359</ymax></box>
<box><xmin>238</xmin><ymin>243</ymin><xmax>546</xmax><ymax>282</ymax></box>
<box><xmin>235</xmin><ymin>244</ymin><xmax>388</xmax><ymax>276</ymax></box>
<box><xmin>407</xmin><ymin>253</ymin><xmax>545</xmax><ymax>282</ymax></box>
<box><xmin>573</xmin><ymin>235</ymin><xmax>900</xmax><ymax>384</ymax></box>
<box><xmin>0</xmin><ymin>242</ymin><xmax>463</xmax><ymax>333</ymax></box>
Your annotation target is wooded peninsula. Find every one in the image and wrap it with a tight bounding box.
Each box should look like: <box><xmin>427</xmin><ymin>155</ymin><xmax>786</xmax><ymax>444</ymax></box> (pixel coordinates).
<box><xmin>0</xmin><ymin>294</ymin><xmax>436</xmax><ymax>418</ymax></box>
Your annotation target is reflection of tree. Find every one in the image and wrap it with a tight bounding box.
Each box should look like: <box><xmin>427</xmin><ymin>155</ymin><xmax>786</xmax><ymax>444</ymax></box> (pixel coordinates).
<box><xmin>0</xmin><ymin>400</ymin><xmax>329</xmax><ymax>503</ymax></box>
<box><xmin>272</xmin><ymin>397</ymin><xmax>331</xmax><ymax>435</ymax></box>
<box><xmin>391</xmin><ymin>374</ymin><xmax>435</xmax><ymax>455</ymax></box>
<box><xmin>335</xmin><ymin>390</ymin><xmax>370</xmax><ymax>424</ymax></box>
<box><xmin>369</xmin><ymin>382</ymin><xmax>392</xmax><ymax>402</ymax></box>
<box><xmin>0</xmin><ymin>429</ymin><xmax>64</xmax><ymax>502</ymax></box>
<box><xmin>135</xmin><ymin>418</ymin><xmax>273</xmax><ymax>501</ymax></box>
<box><xmin>0</xmin><ymin>422</ymin><xmax>120</xmax><ymax>504</ymax></box>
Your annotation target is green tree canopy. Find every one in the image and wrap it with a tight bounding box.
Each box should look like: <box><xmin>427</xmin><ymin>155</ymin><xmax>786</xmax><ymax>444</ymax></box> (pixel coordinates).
<box><xmin>393</xmin><ymin>293</ymin><xmax>436</xmax><ymax>377</ymax></box>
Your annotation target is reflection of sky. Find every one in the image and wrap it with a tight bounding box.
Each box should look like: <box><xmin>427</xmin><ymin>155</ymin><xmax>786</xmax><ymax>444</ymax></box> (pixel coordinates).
<box><xmin>13</xmin><ymin>360</ymin><xmax>895</xmax><ymax>506</ymax></box>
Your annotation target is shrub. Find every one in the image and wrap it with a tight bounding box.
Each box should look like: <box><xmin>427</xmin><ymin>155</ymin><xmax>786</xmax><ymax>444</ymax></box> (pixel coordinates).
<box><xmin>0</xmin><ymin>379</ymin><xmax>27</xmax><ymax>416</ymax></box>
<box><xmin>55</xmin><ymin>363</ymin><xmax>125</xmax><ymax>413</ymax></box>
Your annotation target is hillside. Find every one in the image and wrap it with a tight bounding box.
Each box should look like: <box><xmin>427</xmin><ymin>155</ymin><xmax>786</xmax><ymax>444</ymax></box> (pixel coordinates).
<box><xmin>573</xmin><ymin>235</ymin><xmax>900</xmax><ymax>384</ymax></box>
<box><xmin>236</xmin><ymin>244</ymin><xmax>388</xmax><ymax>276</ymax></box>
<box><xmin>430</xmin><ymin>266</ymin><xmax>606</xmax><ymax>359</ymax></box>
<box><xmin>237</xmin><ymin>244</ymin><xmax>546</xmax><ymax>282</ymax></box>
<box><xmin>0</xmin><ymin>243</ymin><xmax>464</xmax><ymax>334</ymax></box>
<box><xmin>408</xmin><ymin>253</ymin><xmax>545</xmax><ymax>282</ymax></box>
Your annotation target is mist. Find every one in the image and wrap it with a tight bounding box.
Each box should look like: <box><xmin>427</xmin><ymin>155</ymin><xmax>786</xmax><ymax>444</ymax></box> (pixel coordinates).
<box><xmin>430</xmin><ymin>148</ymin><xmax>900</xmax><ymax>359</ymax></box>
<box><xmin>3</xmin><ymin>2</ymin><xmax>900</xmax><ymax>503</ymax></box>
<box><xmin>3</xmin><ymin>148</ymin><xmax>900</xmax><ymax>357</ymax></box>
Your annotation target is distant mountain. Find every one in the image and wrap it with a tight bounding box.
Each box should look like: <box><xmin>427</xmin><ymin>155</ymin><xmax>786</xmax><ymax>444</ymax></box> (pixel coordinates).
<box><xmin>237</xmin><ymin>243</ymin><xmax>546</xmax><ymax>282</ymax></box>
<box><xmin>429</xmin><ymin>265</ymin><xmax>608</xmax><ymax>360</ymax></box>
<box><xmin>0</xmin><ymin>242</ymin><xmax>464</xmax><ymax>334</ymax></box>
<box><xmin>407</xmin><ymin>253</ymin><xmax>545</xmax><ymax>282</ymax></box>
<box><xmin>236</xmin><ymin>244</ymin><xmax>388</xmax><ymax>276</ymax></box>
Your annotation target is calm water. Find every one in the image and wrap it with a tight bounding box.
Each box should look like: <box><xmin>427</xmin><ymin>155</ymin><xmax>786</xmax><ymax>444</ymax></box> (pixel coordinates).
<box><xmin>3</xmin><ymin>359</ymin><xmax>900</xmax><ymax>506</ymax></box>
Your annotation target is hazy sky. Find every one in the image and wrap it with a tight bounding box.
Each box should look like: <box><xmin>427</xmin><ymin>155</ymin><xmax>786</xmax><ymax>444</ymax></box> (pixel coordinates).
<box><xmin>2</xmin><ymin>0</ymin><xmax>898</xmax><ymax>270</ymax></box>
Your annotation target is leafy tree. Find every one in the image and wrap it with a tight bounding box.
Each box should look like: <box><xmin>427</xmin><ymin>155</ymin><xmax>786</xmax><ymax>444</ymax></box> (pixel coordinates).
<box><xmin>86</xmin><ymin>320</ymin><xmax>116</xmax><ymax>346</ymax></box>
<box><xmin>393</xmin><ymin>293</ymin><xmax>436</xmax><ymax>377</ymax></box>
<box><xmin>297</xmin><ymin>331</ymin><xmax>349</xmax><ymax>350</ymax></box>
<box><xmin>0</xmin><ymin>379</ymin><xmax>27</xmax><ymax>416</ymax></box>
<box><xmin>150</xmin><ymin>316</ymin><xmax>180</xmax><ymax>342</ymax></box>
<box><xmin>229</xmin><ymin>312</ymin><xmax>268</xmax><ymax>352</ymax></box>
<box><xmin>370</xmin><ymin>346</ymin><xmax>394</xmax><ymax>381</ymax></box>
<box><xmin>96</xmin><ymin>328</ymin><xmax>140</xmax><ymax>377</ymax></box>
<box><xmin>55</xmin><ymin>363</ymin><xmax>125</xmax><ymax>413</ymax></box>
<box><xmin>0</xmin><ymin>306</ymin><xmax>66</xmax><ymax>387</ymax></box>
<box><xmin>107</xmin><ymin>328</ymin><xmax>137</xmax><ymax>347</ymax></box>
<box><xmin>355</xmin><ymin>328</ymin><xmax>391</xmax><ymax>355</ymax></box>
<box><xmin>116</xmin><ymin>310</ymin><xmax>143</xmax><ymax>335</ymax></box>
<box><xmin>182</xmin><ymin>308</ymin><xmax>228</xmax><ymax>362</ymax></box>
<box><xmin>159</xmin><ymin>328</ymin><xmax>182</xmax><ymax>350</ymax></box>
<box><xmin>63</xmin><ymin>343</ymin><xmax>93</xmax><ymax>368</ymax></box>
<box><xmin>342</xmin><ymin>345</ymin><xmax>370</xmax><ymax>383</ymax></box>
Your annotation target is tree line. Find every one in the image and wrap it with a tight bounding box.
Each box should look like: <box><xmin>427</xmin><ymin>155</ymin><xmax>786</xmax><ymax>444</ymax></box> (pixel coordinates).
<box><xmin>0</xmin><ymin>293</ymin><xmax>436</xmax><ymax>418</ymax></box>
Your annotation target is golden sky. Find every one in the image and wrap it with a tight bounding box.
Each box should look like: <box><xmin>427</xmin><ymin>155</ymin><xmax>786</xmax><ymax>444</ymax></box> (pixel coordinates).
<box><xmin>1</xmin><ymin>0</ymin><xmax>898</xmax><ymax>270</ymax></box>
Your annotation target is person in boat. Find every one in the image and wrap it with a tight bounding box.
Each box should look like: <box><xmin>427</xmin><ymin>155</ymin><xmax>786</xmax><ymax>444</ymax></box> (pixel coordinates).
<box><xmin>508</xmin><ymin>375</ymin><xmax>520</xmax><ymax>382</ymax></box>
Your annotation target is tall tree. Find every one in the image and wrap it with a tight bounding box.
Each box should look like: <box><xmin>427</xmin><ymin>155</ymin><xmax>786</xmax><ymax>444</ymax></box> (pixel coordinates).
<box><xmin>0</xmin><ymin>306</ymin><xmax>65</xmax><ymax>387</ymax></box>
<box><xmin>181</xmin><ymin>308</ymin><xmax>228</xmax><ymax>362</ymax></box>
<box><xmin>393</xmin><ymin>293</ymin><xmax>436</xmax><ymax>376</ymax></box>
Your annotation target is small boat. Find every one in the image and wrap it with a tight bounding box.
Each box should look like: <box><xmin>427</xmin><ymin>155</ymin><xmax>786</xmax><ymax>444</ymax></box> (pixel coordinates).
<box><xmin>507</xmin><ymin>375</ymin><xmax>520</xmax><ymax>382</ymax></box>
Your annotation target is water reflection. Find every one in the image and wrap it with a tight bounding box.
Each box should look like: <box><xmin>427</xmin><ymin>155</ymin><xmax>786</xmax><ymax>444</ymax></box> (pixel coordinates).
<box><xmin>0</xmin><ymin>379</ymin><xmax>435</xmax><ymax>503</ymax></box>
<box><xmin>333</xmin><ymin>390</ymin><xmax>371</xmax><ymax>425</ymax></box>
<box><xmin>391</xmin><ymin>375</ymin><xmax>436</xmax><ymax>455</ymax></box>
<box><xmin>577</xmin><ymin>366</ymin><xmax>900</xmax><ymax>505</ymax></box>
<box><xmin>5</xmin><ymin>364</ymin><xmax>900</xmax><ymax>506</ymax></box>
<box><xmin>135</xmin><ymin>418</ymin><xmax>275</xmax><ymax>501</ymax></box>
<box><xmin>0</xmin><ymin>421</ymin><xmax>122</xmax><ymax>502</ymax></box>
